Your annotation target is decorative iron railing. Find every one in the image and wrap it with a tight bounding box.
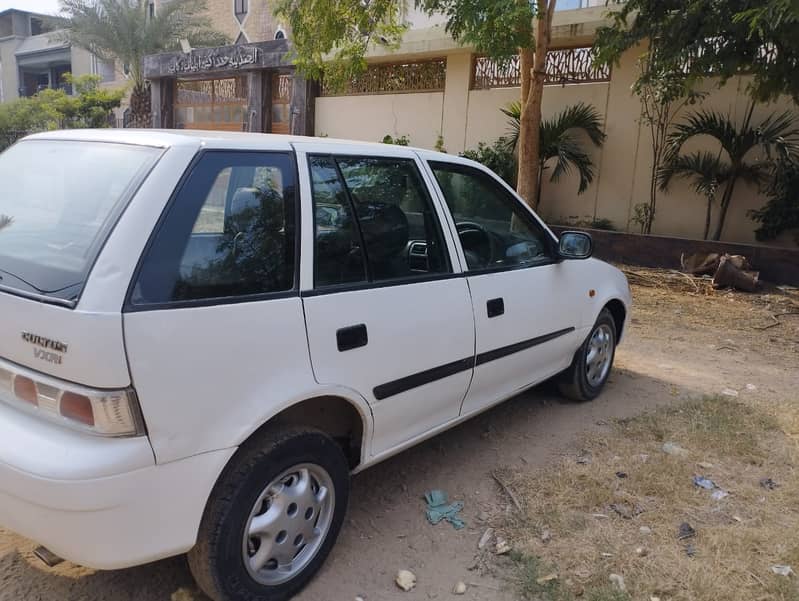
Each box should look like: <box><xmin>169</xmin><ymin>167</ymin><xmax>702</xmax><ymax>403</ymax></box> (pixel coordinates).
<box><xmin>471</xmin><ymin>47</ymin><xmax>611</xmax><ymax>90</ymax></box>
<box><xmin>321</xmin><ymin>59</ymin><xmax>447</xmax><ymax>96</ymax></box>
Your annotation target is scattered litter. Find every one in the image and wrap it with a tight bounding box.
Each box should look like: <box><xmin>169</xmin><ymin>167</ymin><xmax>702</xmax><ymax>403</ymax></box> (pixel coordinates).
<box><xmin>636</xmin><ymin>546</ymin><xmax>648</xmax><ymax>557</ymax></box>
<box><xmin>609</xmin><ymin>574</ymin><xmax>626</xmax><ymax>592</ymax></box>
<box><xmin>576</xmin><ymin>449</ymin><xmax>592</xmax><ymax>465</ymax></box>
<box><xmin>693</xmin><ymin>475</ymin><xmax>716</xmax><ymax>490</ymax></box>
<box><xmin>697</xmin><ymin>461</ymin><xmax>714</xmax><ymax>469</ymax></box>
<box><xmin>746</xmin><ymin>383</ymin><xmax>758</xmax><ymax>391</ymax></box>
<box><xmin>770</xmin><ymin>565</ymin><xmax>794</xmax><ymax>577</ymax></box>
<box><xmin>662</xmin><ymin>442</ymin><xmax>689</xmax><ymax>457</ymax></box>
<box><xmin>495</xmin><ymin>538</ymin><xmax>511</xmax><ymax>555</ymax></box>
<box><xmin>478</xmin><ymin>528</ymin><xmax>494</xmax><ymax>550</ymax></box>
<box><xmin>395</xmin><ymin>570</ymin><xmax>416</xmax><ymax>591</ymax></box>
<box><xmin>651</xmin><ymin>597</ymin><xmax>662</xmax><ymax>601</ymax></box>
<box><xmin>601</xmin><ymin>552</ymin><xmax>614</xmax><ymax>558</ymax></box>
<box><xmin>721</xmin><ymin>388</ymin><xmax>739</xmax><ymax>397</ymax></box>
<box><xmin>452</xmin><ymin>581</ymin><xmax>467</xmax><ymax>595</ymax></box>
<box><xmin>536</xmin><ymin>573</ymin><xmax>558</xmax><ymax>585</ymax></box>
<box><xmin>678</xmin><ymin>522</ymin><xmax>696</xmax><ymax>540</ymax></box>
<box><xmin>640</xmin><ymin>526</ymin><xmax>652</xmax><ymax>535</ymax></box>
<box><xmin>616</xmin><ymin>471</ymin><xmax>628</xmax><ymax>479</ymax></box>
<box><xmin>355</xmin><ymin>597</ymin><xmax>365</xmax><ymax>601</ymax></box>
<box><xmin>424</xmin><ymin>490</ymin><xmax>465</xmax><ymax>530</ymax></box>
<box><xmin>541</xmin><ymin>529</ymin><xmax>552</xmax><ymax>543</ymax></box>
<box><xmin>711</xmin><ymin>489</ymin><xmax>730</xmax><ymax>500</ymax></box>
<box><xmin>170</xmin><ymin>589</ymin><xmax>198</xmax><ymax>601</ymax></box>
<box><xmin>685</xmin><ymin>543</ymin><xmax>697</xmax><ymax>557</ymax></box>
<box><xmin>638</xmin><ymin>454</ymin><xmax>650</xmax><ymax>463</ymax></box>
<box><xmin>592</xmin><ymin>513</ymin><xmax>610</xmax><ymax>519</ymax></box>
<box><xmin>760</xmin><ymin>478</ymin><xmax>779</xmax><ymax>491</ymax></box>
<box><xmin>732</xmin><ymin>515</ymin><xmax>743</xmax><ymax>523</ymax></box>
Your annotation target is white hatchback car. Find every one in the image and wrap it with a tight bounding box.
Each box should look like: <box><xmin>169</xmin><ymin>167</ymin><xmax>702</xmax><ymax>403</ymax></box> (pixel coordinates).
<box><xmin>0</xmin><ymin>130</ymin><xmax>630</xmax><ymax>601</ymax></box>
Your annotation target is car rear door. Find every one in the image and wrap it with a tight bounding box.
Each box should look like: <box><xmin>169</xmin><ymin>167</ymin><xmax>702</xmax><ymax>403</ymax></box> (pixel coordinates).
<box><xmin>294</xmin><ymin>143</ymin><xmax>475</xmax><ymax>458</ymax></box>
<box><xmin>423</xmin><ymin>158</ymin><xmax>582</xmax><ymax>417</ymax></box>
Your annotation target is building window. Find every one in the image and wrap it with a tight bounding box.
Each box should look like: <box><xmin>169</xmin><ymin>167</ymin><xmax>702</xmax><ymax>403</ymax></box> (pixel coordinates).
<box><xmin>274</xmin><ymin>29</ymin><xmax>286</xmax><ymax>40</ymax></box>
<box><xmin>235</xmin><ymin>0</ymin><xmax>248</xmax><ymax>22</ymax></box>
<box><xmin>148</xmin><ymin>2</ymin><xmax>155</xmax><ymax>18</ymax></box>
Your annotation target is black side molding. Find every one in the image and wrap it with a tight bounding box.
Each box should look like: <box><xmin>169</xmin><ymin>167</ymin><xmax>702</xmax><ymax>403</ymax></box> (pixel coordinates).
<box><xmin>372</xmin><ymin>327</ymin><xmax>575</xmax><ymax>401</ymax></box>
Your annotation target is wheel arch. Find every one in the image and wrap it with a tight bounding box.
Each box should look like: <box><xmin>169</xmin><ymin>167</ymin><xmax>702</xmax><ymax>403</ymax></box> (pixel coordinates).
<box><xmin>603</xmin><ymin>298</ymin><xmax>627</xmax><ymax>343</ymax></box>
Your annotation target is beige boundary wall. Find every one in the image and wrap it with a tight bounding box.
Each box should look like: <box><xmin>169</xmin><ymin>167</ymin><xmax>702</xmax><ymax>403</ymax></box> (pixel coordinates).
<box><xmin>316</xmin><ymin>44</ymin><xmax>798</xmax><ymax>248</ymax></box>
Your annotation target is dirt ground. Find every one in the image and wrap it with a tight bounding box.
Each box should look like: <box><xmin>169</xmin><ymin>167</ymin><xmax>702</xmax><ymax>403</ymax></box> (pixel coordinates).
<box><xmin>0</xmin><ymin>280</ymin><xmax>797</xmax><ymax>601</ymax></box>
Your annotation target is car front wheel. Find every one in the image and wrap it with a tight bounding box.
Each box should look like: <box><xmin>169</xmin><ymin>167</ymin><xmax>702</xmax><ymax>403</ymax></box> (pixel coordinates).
<box><xmin>188</xmin><ymin>426</ymin><xmax>350</xmax><ymax>601</ymax></box>
<box><xmin>558</xmin><ymin>308</ymin><xmax>617</xmax><ymax>401</ymax></box>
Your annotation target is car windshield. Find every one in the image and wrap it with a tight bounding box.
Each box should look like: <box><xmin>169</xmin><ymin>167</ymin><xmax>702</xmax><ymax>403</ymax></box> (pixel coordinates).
<box><xmin>0</xmin><ymin>140</ymin><xmax>162</xmax><ymax>303</ymax></box>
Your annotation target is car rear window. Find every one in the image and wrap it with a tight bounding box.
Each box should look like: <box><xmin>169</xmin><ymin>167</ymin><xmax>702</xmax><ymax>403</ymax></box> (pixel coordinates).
<box><xmin>0</xmin><ymin>140</ymin><xmax>162</xmax><ymax>303</ymax></box>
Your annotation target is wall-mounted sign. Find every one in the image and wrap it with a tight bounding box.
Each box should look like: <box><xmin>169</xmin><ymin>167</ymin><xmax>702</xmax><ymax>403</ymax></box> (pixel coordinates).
<box><xmin>168</xmin><ymin>46</ymin><xmax>260</xmax><ymax>75</ymax></box>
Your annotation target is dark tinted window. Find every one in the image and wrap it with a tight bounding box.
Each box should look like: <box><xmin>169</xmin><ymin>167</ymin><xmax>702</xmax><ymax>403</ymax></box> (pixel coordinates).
<box><xmin>430</xmin><ymin>162</ymin><xmax>553</xmax><ymax>271</ymax></box>
<box><xmin>336</xmin><ymin>157</ymin><xmax>450</xmax><ymax>282</ymax></box>
<box><xmin>131</xmin><ymin>151</ymin><xmax>296</xmax><ymax>306</ymax></box>
<box><xmin>309</xmin><ymin>156</ymin><xmax>367</xmax><ymax>287</ymax></box>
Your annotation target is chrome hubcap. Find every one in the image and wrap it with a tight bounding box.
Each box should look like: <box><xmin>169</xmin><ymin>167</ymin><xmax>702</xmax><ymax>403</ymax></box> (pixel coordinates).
<box><xmin>585</xmin><ymin>324</ymin><xmax>614</xmax><ymax>387</ymax></box>
<box><xmin>243</xmin><ymin>464</ymin><xmax>335</xmax><ymax>586</ymax></box>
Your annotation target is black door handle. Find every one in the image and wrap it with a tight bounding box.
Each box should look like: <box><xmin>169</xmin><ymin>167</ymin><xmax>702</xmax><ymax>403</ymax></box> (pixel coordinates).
<box><xmin>487</xmin><ymin>297</ymin><xmax>505</xmax><ymax>318</ymax></box>
<box><xmin>337</xmin><ymin>324</ymin><xmax>368</xmax><ymax>352</ymax></box>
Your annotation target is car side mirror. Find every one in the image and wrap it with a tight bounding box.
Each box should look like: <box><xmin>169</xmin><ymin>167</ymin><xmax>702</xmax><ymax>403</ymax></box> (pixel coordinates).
<box><xmin>558</xmin><ymin>231</ymin><xmax>593</xmax><ymax>260</ymax></box>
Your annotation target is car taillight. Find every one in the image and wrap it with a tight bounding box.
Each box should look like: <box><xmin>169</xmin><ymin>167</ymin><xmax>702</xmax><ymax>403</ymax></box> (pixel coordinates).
<box><xmin>0</xmin><ymin>360</ymin><xmax>144</xmax><ymax>437</ymax></box>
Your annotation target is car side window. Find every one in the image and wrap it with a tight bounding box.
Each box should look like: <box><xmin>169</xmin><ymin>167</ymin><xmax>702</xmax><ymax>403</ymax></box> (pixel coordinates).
<box><xmin>335</xmin><ymin>157</ymin><xmax>450</xmax><ymax>282</ymax></box>
<box><xmin>429</xmin><ymin>162</ymin><xmax>554</xmax><ymax>271</ymax></box>
<box><xmin>309</xmin><ymin>156</ymin><xmax>368</xmax><ymax>287</ymax></box>
<box><xmin>131</xmin><ymin>151</ymin><xmax>297</xmax><ymax>306</ymax></box>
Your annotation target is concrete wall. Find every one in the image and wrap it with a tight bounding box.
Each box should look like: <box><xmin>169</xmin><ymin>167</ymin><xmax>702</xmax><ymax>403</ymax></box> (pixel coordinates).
<box><xmin>315</xmin><ymin>46</ymin><xmax>799</xmax><ymax>247</ymax></box>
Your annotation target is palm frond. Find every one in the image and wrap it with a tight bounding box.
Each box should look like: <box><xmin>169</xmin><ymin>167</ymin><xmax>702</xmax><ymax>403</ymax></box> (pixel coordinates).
<box><xmin>548</xmin><ymin>134</ymin><xmax>596</xmax><ymax>193</ymax></box>
<box><xmin>657</xmin><ymin>151</ymin><xmax>730</xmax><ymax>196</ymax></box>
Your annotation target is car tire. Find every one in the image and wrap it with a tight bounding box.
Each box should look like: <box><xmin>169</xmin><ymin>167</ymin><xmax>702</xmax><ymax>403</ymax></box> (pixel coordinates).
<box><xmin>188</xmin><ymin>426</ymin><xmax>350</xmax><ymax>601</ymax></box>
<box><xmin>558</xmin><ymin>309</ymin><xmax>617</xmax><ymax>402</ymax></box>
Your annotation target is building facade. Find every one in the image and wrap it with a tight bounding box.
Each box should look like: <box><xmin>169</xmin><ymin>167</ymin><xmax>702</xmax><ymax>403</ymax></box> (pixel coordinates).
<box><xmin>0</xmin><ymin>9</ymin><xmax>116</xmax><ymax>104</ymax></box>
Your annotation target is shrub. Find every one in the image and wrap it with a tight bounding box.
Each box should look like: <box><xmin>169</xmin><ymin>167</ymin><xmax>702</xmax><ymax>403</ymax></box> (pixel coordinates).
<box><xmin>460</xmin><ymin>137</ymin><xmax>517</xmax><ymax>187</ymax></box>
<box><xmin>381</xmin><ymin>134</ymin><xmax>410</xmax><ymax>146</ymax></box>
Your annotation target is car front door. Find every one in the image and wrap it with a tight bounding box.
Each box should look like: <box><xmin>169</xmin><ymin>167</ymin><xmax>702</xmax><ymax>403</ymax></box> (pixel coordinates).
<box><xmin>296</xmin><ymin>147</ymin><xmax>475</xmax><ymax>458</ymax></box>
<box><xmin>425</xmin><ymin>160</ymin><xmax>582</xmax><ymax>417</ymax></box>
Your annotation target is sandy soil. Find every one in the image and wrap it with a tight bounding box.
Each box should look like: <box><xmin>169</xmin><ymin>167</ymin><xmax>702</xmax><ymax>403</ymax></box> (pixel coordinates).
<box><xmin>1</xmin><ymin>283</ymin><xmax>797</xmax><ymax>601</ymax></box>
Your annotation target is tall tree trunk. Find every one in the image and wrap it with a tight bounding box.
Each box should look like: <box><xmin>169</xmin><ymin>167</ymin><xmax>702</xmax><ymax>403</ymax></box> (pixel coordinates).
<box><xmin>129</xmin><ymin>80</ymin><xmax>152</xmax><ymax>128</ymax></box>
<box><xmin>517</xmin><ymin>0</ymin><xmax>555</xmax><ymax>209</ymax></box>
<box><xmin>712</xmin><ymin>176</ymin><xmax>738</xmax><ymax>241</ymax></box>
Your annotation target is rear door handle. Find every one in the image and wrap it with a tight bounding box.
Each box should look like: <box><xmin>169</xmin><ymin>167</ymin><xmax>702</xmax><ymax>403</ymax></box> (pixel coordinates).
<box><xmin>336</xmin><ymin>324</ymin><xmax>368</xmax><ymax>352</ymax></box>
<box><xmin>487</xmin><ymin>297</ymin><xmax>505</xmax><ymax>318</ymax></box>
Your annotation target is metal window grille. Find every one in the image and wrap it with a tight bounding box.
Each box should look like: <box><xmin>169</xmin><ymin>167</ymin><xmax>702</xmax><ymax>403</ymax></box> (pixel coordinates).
<box><xmin>320</xmin><ymin>59</ymin><xmax>447</xmax><ymax>96</ymax></box>
<box><xmin>471</xmin><ymin>47</ymin><xmax>611</xmax><ymax>90</ymax></box>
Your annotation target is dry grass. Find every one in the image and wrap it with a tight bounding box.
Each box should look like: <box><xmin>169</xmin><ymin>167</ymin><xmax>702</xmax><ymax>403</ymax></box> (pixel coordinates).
<box><xmin>499</xmin><ymin>397</ymin><xmax>799</xmax><ymax>601</ymax></box>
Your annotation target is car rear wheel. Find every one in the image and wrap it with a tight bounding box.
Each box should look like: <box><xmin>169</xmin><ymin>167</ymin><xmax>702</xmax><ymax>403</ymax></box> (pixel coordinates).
<box><xmin>558</xmin><ymin>309</ymin><xmax>617</xmax><ymax>402</ymax></box>
<box><xmin>188</xmin><ymin>426</ymin><xmax>350</xmax><ymax>601</ymax></box>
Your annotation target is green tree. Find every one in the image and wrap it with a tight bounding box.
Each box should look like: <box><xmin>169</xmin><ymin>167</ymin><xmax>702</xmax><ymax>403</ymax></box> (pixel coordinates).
<box><xmin>275</xmin><ymin>0</ymin><xmax>559</xmax><ymax>209</ymax></box>
<box><xmin>661</xmin><ymin>109</ymin><xmax>799</xmax><ymax>241</ymax></box>
<box><xmin>750</xmin><ymin>158</ymin><xmax>799</xmax><ymax>244</ymax></box>
<box><xmin>502</xmin><ymin>101</ymin><xmax>606</xmax><ymax>207</ymax></box>
<box><xmin>56</xmin><ymin>0</ymin><xmax>228</xmax><ymax>127</ymax></box>
<box><xmin>0</xmin><ymin>74</ymin><xmax>124</xmax><ymax>151</ymax></box>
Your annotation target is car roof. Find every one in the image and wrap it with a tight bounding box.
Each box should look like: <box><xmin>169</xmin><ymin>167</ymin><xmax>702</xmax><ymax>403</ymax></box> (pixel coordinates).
<box><xmin>23</xmin><ymin>129</ymin><xmax>453</xmax><ymax>159</ymax></box>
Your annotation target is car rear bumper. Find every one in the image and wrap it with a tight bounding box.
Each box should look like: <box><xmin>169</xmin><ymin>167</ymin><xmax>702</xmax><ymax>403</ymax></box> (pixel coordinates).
<box><xmin>0</xmin><ymin>402</ymin><xmax>233</xmax><ymax>569</ymax></box>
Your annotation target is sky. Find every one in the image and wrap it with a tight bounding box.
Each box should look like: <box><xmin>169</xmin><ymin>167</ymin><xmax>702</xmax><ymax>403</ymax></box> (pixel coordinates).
<box><xmin>0</xmin><ymin>0</ymin><xmax>61</xmax><ymax>15</ymax></box>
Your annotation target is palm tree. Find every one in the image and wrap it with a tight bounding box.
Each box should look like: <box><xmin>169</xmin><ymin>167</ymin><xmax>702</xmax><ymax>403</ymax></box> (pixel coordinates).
<box><xmin>661</xmin><ymin>108</ymin><xmax>799</xmax><ymax>241</ymax></box>
<box><xmin>658</xmin><ymin>151</ymin><xmax>730</xmax><ymax>240</ymax></box>
<box><xmin>57</xmin><ymin>1</ymin><xmax>228</xmax><ymax>127</ymax></box>
<box><xmin>502</xmin><ymin>101</ymin><xmax>606</xmax><ymax>209</ymax></box>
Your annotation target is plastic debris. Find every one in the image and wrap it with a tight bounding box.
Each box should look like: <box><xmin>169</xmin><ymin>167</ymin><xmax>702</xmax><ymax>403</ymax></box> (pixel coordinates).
<box><xmin>678</xmin><ymin>522</ymin><xmax>696</xmax><ymax>540</ymax></box>
<box><xmin>541</xmin><ymin>529</ymin><xmax>552</xmax><ymax>543</ymax></box>
<box><xmin>771</xmin><ymin>565</ymin><xmax>794</xmax><ymax>577</ymax></box>
<box><xmin>760</xmin><ymin>478</ymin><xmax>779</xmax><ymax>491</ymax></box>
<box><xmin>746</xmin><ymin>383</ymin><xmax>758</xmax><ymax>391</ymax></box>
<box><xmin>424</xmin><ymin>490</ymin><xmax>465</xmax><ymax>530</ymax></box>
<box><xmin>693</xmin><ymin>476</ymin><xmax>716</xmax><ymax>490</ymax></box>
<box><xmin>453</xmin><ymin>581</ymin><xmax>467</xmax><ymax>595</ymax></box>
<box><xmin>478</xmin><ymin>528</ymin><xmax>494</xmax><ymax>550</ymax></box>
<box><xmin>636</xmin><ymin>546</ymin><xmax>648</xmax><ymax>557</ymax></box>
<box><xmin>721</xmin><ymin>388</ymin><xmax>739</xmax><ymax>398</ymax></box>
<box><xmin>495</xmin><ymin>538</ymin><xmax>512</xmax><ymax>555</ymax></box>
<box><xmin>609</xmin><ymin>574</ymin><xmax>626</xmax><ymax>592</ymax></box>
<box><xmin>697</xmin><ymin>461</ymin><xmax>714</xmax><ymax>469</ymax></box>
<box><xmin>395</xmin><ymin>570</ymin><xmax>417</xmax><ymax>591</ymax></box>
<box><xmin>536</xmin><ymin>573</ymin><xmax>558</xmax><ymax>585</ymax></box>
<box><xmin>685</xmin><ymin>543</ymin><xmax>697</xmax><ymax>557</ymax></box>
<box><xmin>640</xmin><ymin>526</ymin><xmax>652</xmax><ymax>535</ymax></box>
<box><xmin>711</xmin><ymin>489</ymin><xmax>730</xmax><ymax>500</ymax></box>
<box><xmin>616</xmin><ymin>471</ymin><xmax>628</xmax><ymax>479</ymax></box>
<box><xmin>662</xmin><ymin>442</ymin><xmax>689</xmax><ymax>457</ymax></box>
